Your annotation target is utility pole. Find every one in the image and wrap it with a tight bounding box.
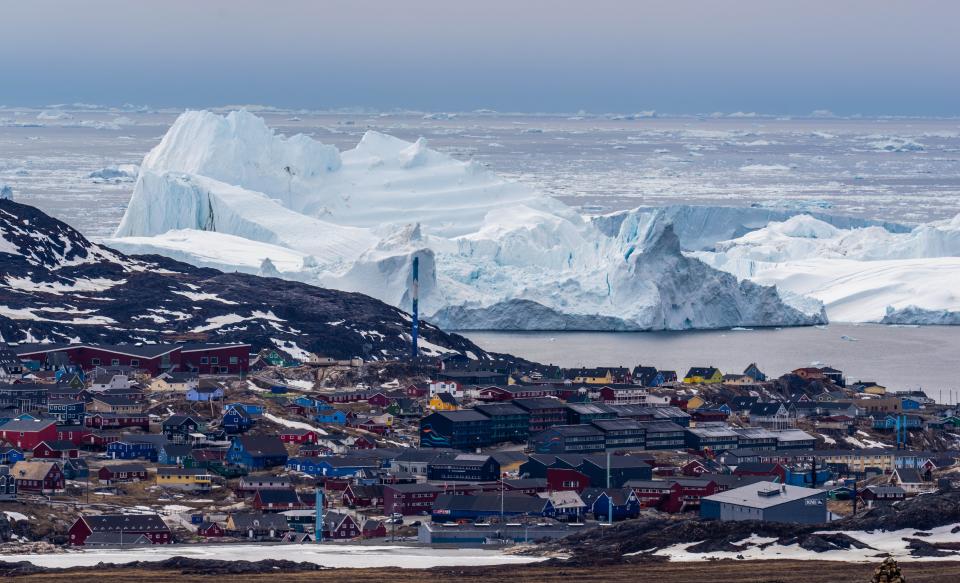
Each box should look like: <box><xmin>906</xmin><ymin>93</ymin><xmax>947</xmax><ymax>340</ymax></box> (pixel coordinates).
<box><xmin>851</xmin><ymin>479</ymin><xmax>858</xmax><ymax>516</ymax></box>
<box><xmin>500</xmin><ymin>472</ymin><xmax>505</xmax><ymax>523</ymax></box>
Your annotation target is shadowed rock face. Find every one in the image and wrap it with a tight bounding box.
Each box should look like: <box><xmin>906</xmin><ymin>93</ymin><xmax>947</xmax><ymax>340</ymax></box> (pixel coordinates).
<box><xmin>0</xmin><ymin>199</ymin><xmax>487</xmax><ymax>360</ymax></box>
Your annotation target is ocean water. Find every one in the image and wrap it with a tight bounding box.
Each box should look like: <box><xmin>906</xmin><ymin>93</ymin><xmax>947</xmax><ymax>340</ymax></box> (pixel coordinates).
<box><xmin>2</xmin><ymin>108</ymin><xmax>960</xmax><ymax>241</ymax></box>
<box><xmin>3</xmin><ymin>107</ymin><xmax>959</xmax><ymax>384</ymax></box>
<box><xmin>463</xmin><ymin>324</ymin><xmax>960</xmax><ymax>397</ymax></box>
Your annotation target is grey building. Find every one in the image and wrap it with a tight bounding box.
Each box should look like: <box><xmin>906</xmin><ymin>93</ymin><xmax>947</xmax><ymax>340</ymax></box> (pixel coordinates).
<box><xmin>700</xmin><ymin>482</ymin><xmax>827</xmax><ymax>524</ymax></box>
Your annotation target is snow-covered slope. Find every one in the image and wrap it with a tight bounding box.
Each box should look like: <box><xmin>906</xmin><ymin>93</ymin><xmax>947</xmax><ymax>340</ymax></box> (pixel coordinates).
<box><xmin>110</xmin><ymin>110</ymin><xmax>824</xmax><ymax>331</ymax></box>
<box><xmin>0</xmin><ymin>199</ymin><xmax>487</xmax><ymax>359</ymax></box>
<box><xmin>698</xmin><ymin>214</ymin><xmax>960</xmax><ymax>323</ymax></box>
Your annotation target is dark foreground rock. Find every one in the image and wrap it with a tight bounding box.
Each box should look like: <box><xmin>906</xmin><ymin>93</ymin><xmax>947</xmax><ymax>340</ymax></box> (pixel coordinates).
<box><xmin>0</xmin><ymin>556</ymin><xmax>329</xmax><ymax>577</ymax></box>
<box><xmin>0</xmin><ymin>199</ymin><xmax>489</xmax><ymax>360</ymax></box>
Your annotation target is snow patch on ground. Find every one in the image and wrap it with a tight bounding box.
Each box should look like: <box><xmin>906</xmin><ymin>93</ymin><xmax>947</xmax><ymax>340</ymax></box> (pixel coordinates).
<box><xmin>14</xmin><ymin>544</ymin><xmax>542</xmax><ymax>569</ymax></box>
<box><xmin>263</xmin><ymin>412</ymin><xmax>327</xmax><ymax>436</ymax></box>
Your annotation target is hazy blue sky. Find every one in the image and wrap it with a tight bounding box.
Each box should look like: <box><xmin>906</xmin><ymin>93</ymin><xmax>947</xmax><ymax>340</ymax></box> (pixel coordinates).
<box><xmin>2</xmin><ymin>0</ymin><xmax>958</xmax><ymax>115</ymax></box>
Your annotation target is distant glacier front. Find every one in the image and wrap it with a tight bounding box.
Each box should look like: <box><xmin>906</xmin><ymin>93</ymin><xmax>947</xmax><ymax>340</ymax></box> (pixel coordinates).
<box><xmin>107</xmin><ymin>110</ymin><xmax>959</xmax><ymax>330</ymax></box>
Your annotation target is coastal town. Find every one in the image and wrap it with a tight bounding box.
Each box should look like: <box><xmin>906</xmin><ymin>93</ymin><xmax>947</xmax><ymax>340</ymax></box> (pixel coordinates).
<box><xmin>0</xmin><ymin>339</ymin><xmax>957</xmax><ymax>554</ymax></box>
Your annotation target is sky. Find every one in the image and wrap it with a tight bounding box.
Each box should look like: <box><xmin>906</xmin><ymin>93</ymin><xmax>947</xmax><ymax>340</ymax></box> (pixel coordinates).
<box><xmin>2</xmin><ymin>0</ymin><xmax>958</xmax><ymax>116</ymax></box>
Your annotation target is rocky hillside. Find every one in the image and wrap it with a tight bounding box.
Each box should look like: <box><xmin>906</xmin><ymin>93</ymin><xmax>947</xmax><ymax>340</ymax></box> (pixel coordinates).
<box><xmin>0</xmin><ymin>199</ymin><xmax>488</xmax><ymax>360</ymax></box>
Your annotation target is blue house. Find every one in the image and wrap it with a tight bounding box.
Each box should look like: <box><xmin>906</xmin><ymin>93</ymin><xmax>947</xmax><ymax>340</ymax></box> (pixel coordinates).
<box><xmin>581</xmin><ymin>488</ymin><xmax>641</xmax><ymax>521</ymax></box>
<box><xmin>222</xmin><ymin>405</ymin><xmax>254</xmax><ymax>434</ymax></box>
<box><xmin>784</xmin><ymin>466</ymin><xmax>834</xmax><ymax>487</ymax></box>
<box><xmin>158</xmin><ymin>443</ymin><xmax>195</xmax><ymax>466</ymax></box>
<box><xmin>286</xmin><ymin>456</ymin><xmax>325</xmax><ymax>476</ymax></box>
<box><xmin>873</xmin><ymin>414</ymin><xmax>923</xmax><ymax>431</ymax></box>
<box><xmin>107</xmin><ymin>436</ymin><xmax>166</xmax><ymax>462</ymax></box>
<box><xmin>315</xmin><ymin>409</ymin><xmax>347</xmax><ymax>425</ymax></box>
<box><xmin>223</xmin><ymin>403</ymin><xmax>264</xmax><ymax>417</ymax></box>
<box><xmin>900</xmin><ymin>398</ymin><xmax>922</xmax><ymax>411</ymax></box>
<box><xmin>227</xmin><ymin>435</ymin><xmax>288</xmax><ymax>470</ymax></box>
<box><xmin>0</xmin><ymin>446</ymin><xmax>25</xmax><ymax>465</ymax></box>
<box><xmin>187</xmin><ymin>385</ymin><xmax>225</xmax><ymax>402</ymax></box>
<box><xmin>294</xmin><ymin>396</ymin><xmax>321</xmax><ymax>410</ymax></box>
<box><xmin>286</xmin><ymin>455</ymin><xmax>380</xmax><ymax>478</ymax></box>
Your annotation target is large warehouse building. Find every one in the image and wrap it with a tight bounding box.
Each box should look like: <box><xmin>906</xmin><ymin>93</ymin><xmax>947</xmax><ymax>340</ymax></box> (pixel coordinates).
<box><xmin>700</xmin><ymin>481</ymin><xmax>827</xmax><ymax>524</ymax></box>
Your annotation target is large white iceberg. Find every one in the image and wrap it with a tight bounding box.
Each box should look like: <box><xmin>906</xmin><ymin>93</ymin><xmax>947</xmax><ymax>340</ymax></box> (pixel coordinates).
<box><xmin>110</xmin><ymin>110</ymin><xmax>823</xmax><ymax>330</ymax></box>
<box><xmin>697</xmin><ymin>214</ymin><xmax>960</xmax><ymax>323</ymax></box>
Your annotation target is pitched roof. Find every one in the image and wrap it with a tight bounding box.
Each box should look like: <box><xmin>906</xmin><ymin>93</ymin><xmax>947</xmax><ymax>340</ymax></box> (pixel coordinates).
<box><xmin>255</xmin><ymin>488</ymin><xmax>302</xmax><ymax>504</ymax></box>
<box><xmin>229</xmin><ymin>512</ymin><xmax>288</xmax><ymax>530</ymax></box>
<box><xmin>0</xmin><ymin>418</ymin><xmax>56</xmax><ymax>432</ymax></box>
<box><xmin>82</xmin><ymin>513</ymin><xmax>170</xmax><ymax>532</ymax></box>
<box><xmin>102</xmin><ymin>463</ymin><xmax>147</xmax><ymax>474</ymax></box>
<box><xmin>235</xmin><ymin>435</ymin><xmax>288</xmax><ymax>458</ymax></box>
<box><xmin>11</xmin><ymin>460</ymin><xmax>59</xmax><ymax>480</ymax></box>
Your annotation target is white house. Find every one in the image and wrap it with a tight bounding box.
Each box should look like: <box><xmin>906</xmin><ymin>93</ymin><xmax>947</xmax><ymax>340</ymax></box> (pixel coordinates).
<box><xmin>429</xmin><ymin>380</ymin><xmax>463</xmax><ymax>399</ymax></box>
<box><xmin>89</xmin><ymin>374</ymin><xmax>131</xmax><ymax>393</ymax></box>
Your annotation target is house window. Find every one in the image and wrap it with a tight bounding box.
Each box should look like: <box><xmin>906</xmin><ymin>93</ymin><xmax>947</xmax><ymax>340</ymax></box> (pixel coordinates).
<box><xmin>131</xmin><ymin>359</ymin><xmax>140</xmax><ymax>367</ymax></box>
<box><xmin>111</xmin><ymin>359</ymin><xmax>120</xmax><ymax>366</ymax></box>
<box><xmin>230</xmin><ymin>356</ymin><xmax>239</xmax><ymax>364</ymax></box>
<box><xmin>211</xmin><ymin>357</ymin><xmax>219</xmax><ymax>364</ymax></box>
<box><xmin>200</xmin><ymin>357</ymin><xmax>208</xmax><ymax>364</ymax></box>
<box><xmin>220</xmin><ymin>367</ymin><xmax>229</xmax><ymax>374</ymax></box>
<box><xmin>92</xmin><ymin>359</ymin><xmax>101</xmax><ymax>366</ymax></box>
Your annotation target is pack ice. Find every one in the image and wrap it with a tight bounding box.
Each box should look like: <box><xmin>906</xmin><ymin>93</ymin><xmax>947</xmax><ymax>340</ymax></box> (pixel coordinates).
<box><xmin>696</xmin><ymin>214</ymin><xmax>960</xmax><ymax>323</ymax></box>
<box><xmin>110</xmin><ymin>110</ymin><xmax>824</xmax><ymax>330</ymax></box>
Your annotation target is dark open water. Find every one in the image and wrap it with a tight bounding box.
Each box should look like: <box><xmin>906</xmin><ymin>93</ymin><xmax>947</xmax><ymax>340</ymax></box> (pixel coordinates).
<box><xmin>463</xmin><ymin>324</ymin><xmax>960</xmax><ymax>401</ymax></box>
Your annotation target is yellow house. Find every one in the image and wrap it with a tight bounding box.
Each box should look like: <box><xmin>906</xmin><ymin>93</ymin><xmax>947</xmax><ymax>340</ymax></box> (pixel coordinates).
<box><xmin>428</xmin><ymin>393</ymin><xmax>459</xmax><ymax>411</ymax></box>
<box><xmin>686</xmin><ymin>395</ymin><xmax>707</xmax><ymax>410</ymax></box>
<box><xmin>683</xmin><ymin>367</ymin><xmax>723</xmax><ymax>384</ymax></box>
<box><xmin>572</xmin><ymin>369</ymin><xmax>614</xmax><ymax>384</ymax></box>
<box><xmin>863</xmin><ymin>384</ymin><xmax>887</xmax><ymax>396</ymax></box>
<box><xmin>156</xmin><ymin>467</ymin><xmax>212</xmax><ymax>491</ymax></box>
<box><xmin>815</xmin><ymin>450</ymin><xmax>895</xmax><ymax>474</ymax></box>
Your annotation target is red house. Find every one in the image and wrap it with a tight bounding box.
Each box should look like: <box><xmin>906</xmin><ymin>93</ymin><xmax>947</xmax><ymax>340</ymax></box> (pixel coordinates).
<box><xmin>404</xmin><ymin>384</ymin><xmax>428</xmax><ymax>398</ymax></box>
<box><xmin>546</xmin><ymin>468</ymin><xmax>591</xmax><ymax>493</ymax></box>
<box><xmin>627</xmin><ymin>478</ymin><xmax>718</xmax><ymax>513</ymax></box>
<box><xmin>69</xmin><ymin>513</ymin><xmax>172</xmax><ymax>545</ymax></box>
<box><xmin>197</xmin><ymin>521</ymin><xmax>225</xmax><ymax>537</ymax></box>
<box><xmin>279</xmin><ymin>428</ymin><xmax>318</xmax><ymax>444</ymax></box>
<box><xmin>55</xmin><ymin>426</ymin><xmax>90</xmax><ymax>446</ymax></box>
<box><xmin>251</xmin><ymin>489</ymin><xmax>312</xmax><ymax>511</ymax></box>
<box><xmin>322</xmin><ymin>512</ymin><xmax>360</xmax><ymax>539</ymax></box>
<box><xmin>366</xmin><ymin>392</ymin><xmax>393</xmax><ymax>407</ymax></box>
<box><xmin>98</xmin><ymin>463</ymin><xmax>148</xmax><ymax>484</ymax></box>
<box><xmin>14</xmin><ymin>343</ymin><xmax>250</xmax><ymax>377</ymax></box>
<box><xmin>383</xmin><ymin>483</ymin><xmax>442</xmax><ymax>515</ymax></box>
<box><xmin>352</xmin><ymin>435</ymin><xmax>377</xmax><ymax>449</ymax></box>
<box><xmin>733</xmin><ymin>462</ymin><xmax>787</xmax><ymax>483</ymax></box>
<box><xmin>32</xmin><ymin>440</ymin><xmax>80</xmax><ymax>459</ymax></box>
<box><xmin>85</xmin><ymin>412</ymin><xmax>150</xmax><ymax>430</ymax></box>
<box><xmin>662</xmin><ymin>478</ymin><xmax>718</xmax><ymax>513</ymax></box>
<box><xmin>362</xmin><ymin>519</ymin><xmax>387</xmax><ymax>538</ymax></box>
<box><xmin>629</xmin><ymin>480</ymin><xmax>676</xmax><ymax>508</ymax></box>
<box><xmin>81</xmin><ymin>431</ymin><xmax>120</xmax><ymax>450</ymax></box>
<box><xmin>352</xmin><ymin>421</ymin><xmax>387</xmax><ymax>435</ymax></box>
<box><xmin>11</xmin><ymin>461</ymin><xmax>65</xmax><ymax>493</ymax></box>
<box><xmin>342</xmin><ymin>484</ymin><xmax>384</xmax><ymax>508</ymax></box>
<box><xmin>0</xmin><ymin>419</ymin><xmax>58</xmax><ymax>450</ymax></box>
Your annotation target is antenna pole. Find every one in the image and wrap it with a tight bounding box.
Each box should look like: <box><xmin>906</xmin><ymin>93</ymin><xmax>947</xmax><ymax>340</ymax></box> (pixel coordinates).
<box><xmin>411</xmin><ymin>256</ymin><xmax>419</xmax><ymax>359</ymax></box>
